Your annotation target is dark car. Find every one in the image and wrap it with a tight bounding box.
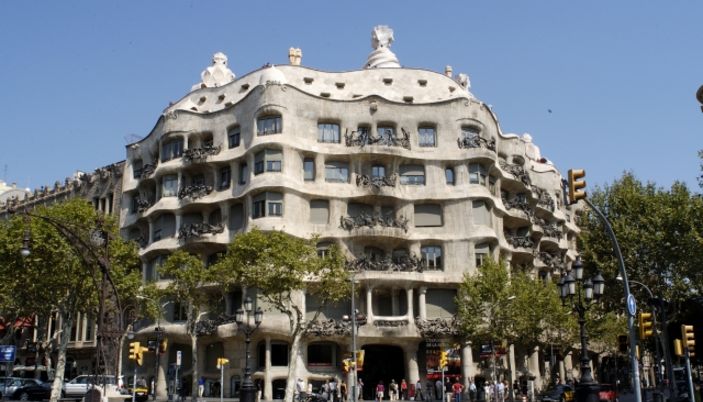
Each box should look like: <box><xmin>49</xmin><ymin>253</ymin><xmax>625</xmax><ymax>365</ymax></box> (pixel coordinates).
<box><xmin>540</xmin><ymin>384</ymin><xmax>575</xmax><ymax>402</ymax></box>
<box><xmin>7</xmin><ymin>378</ymin><xmax>51</xmax><ymax>401</ymax></box>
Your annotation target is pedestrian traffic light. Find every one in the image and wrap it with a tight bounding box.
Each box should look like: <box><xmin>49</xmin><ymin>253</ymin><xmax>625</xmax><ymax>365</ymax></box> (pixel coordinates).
<box><xmin>638</xmin><ymin>312</ymin><xmax>653</xmax><ymax>339</ymax></box>
<box><xmin>681</xmin><ymin>324</ymin><xmax>695</xmax><ymax>357</ymax></box>
<box><xmin>617</xmin><ymin>335</ymin><xmax>628</xmax><ymax>353</ymax></box>
<box><xmin>439</xmin><ymin>351</ymin><xmax>448</xmax><ymax>368</ymax></box>
<box><xmin>674</xmin><ymin>339</ymin><xmax>683</xmax><ymax>357</ymax></box>
<box><xmin>567</xmin><ymin>169</ymin><xmax>587</xmax><ymax>204</ymax></box>
<box><xmin>343</xmin><ymin>358</ymin><xmax>352</xmax><ymax>373</ymax></box>
<box><xmin>159</xmin><ymin>338</ymin><xmax>168</xmax><ymax>354</ymax></box>
<box><xmin>216</xmin><ymin>358</ymin><xmax>229</xmax><ymax>368</ymax></box>
<box><xmin>356</xmin><ymin>350</ymin><xmax>365</xmax><ymax>371</ymax></box>
<box><xmin>129</xmin><ymin>341</ymin><xmax>140</xmax><ymax>361</ymax></box>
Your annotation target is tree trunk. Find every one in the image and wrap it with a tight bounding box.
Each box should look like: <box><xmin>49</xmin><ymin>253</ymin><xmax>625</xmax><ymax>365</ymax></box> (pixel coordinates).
<box><xmin>190</xmin><ymin>333</ymin><xmax>199</xmax><ymax>402</ymax></box>
<box><xmin>50</xmin><ymin>311</ymin><xmax>73</xmax><ymax>402</ymax></box>
<box><xmin>283</xmin><ymin>329</ymin><xmax>303</xmax><ymax>402</ymax></box>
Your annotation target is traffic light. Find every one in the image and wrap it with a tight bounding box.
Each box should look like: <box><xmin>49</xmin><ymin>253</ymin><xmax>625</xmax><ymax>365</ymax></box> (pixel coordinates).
<box><xmin>681</xmin><ymin>324</ymin><xmax>695</xmax><ymax>357</ymax></box>
<box><xmin>343</xmin><ymin>358</ymin><xmax>352</xmax><ymax>373</ymax></box>
<box><xmin>356</xmin><ymin>350</ymin><xmax>365</xmax><ymax>371</ymax></box>
<box><xmin>159</xmin><ymin>338</ymin><xmax>168</xmax><ymax>354</ymax></box>
<box><xmin>674</xmin><ymin>339</ymin><xmax>683</xmax><ymax>357</ymax></box>
<box><xmin>439</xmin><ymin>351</ymin><xmax>448</xmax><ymax>368</ymax></box>
<box><xmin>135</xmin><ymin>344</ymin><xmax>148</xmax><ymax>366</ymax></box>
<box><xmin>129</xmin><ymin>341</ymin><xmax>141</xmax><ymax>361</ymax></box>
<box><xmin>216</xmin><ymin>358</ymin><xmax>229</xmax><ymax>369</ymax></box>
<box><xmin>638</xmin><ymin>312</ymin><xmax>653</xmax><ymax>339</ymax></box>
<box><xmin>567</xmin><ymin>169</ymin><xmax>587</xmax><ymax>204</ymax></box>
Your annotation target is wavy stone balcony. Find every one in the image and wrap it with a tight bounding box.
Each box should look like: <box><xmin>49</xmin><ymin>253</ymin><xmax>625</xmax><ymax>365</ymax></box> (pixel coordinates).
<box><xmin>415</xmin><ymin>317</ymin><xmax>460</xmax><ymax>338</ymax></box>
<box><xmin>177</xmin><ymin>222</ymin><xmax>225</xmax><ymax>241</ymax></box>
<box><xmin>178</xmin><ymin>184</ymin><xmax>213</xmax><ymax>201</ymax></box>
<box><xmin>537</xmin><ymin>250</ymin><xmax>563</xmax><ymax>271</ymax></box>
<box><xmin>457</xmin><ymin>135</ymin><xmax>496</xmax><ymax>152</ymax></box>
<box><xmin>504</xmin><ymin>233</ymin><xmax>535</xmax><ymax>250</ymax></box>
<box><xmin>501</xmin><ymin>195</ymin><xmax>534</xmax><ymax>221</ymax></box>
<box><xmin>347</xmin><ymin>254</ymin><xmax>424</xmax><ymax>273</ymax></box>
<box><xmin>499</xmin><ymin>160</ymin><xmax>531</xmax><ymax>187</ymax></box>
<box><xmin>533</xmin><ymin>187</ymin><xmax>556</xmax><ymax>212</ymax></box>
<box><xmin>339</xmin><ymin>212</ymin><xmax>408</xmax><ymax>233</ymax></box>
<box><xmin>344</xmin><ymin>128</ymin><xmax>411</xmax><ymax>150</ymax></box>
<box><xmin>355</xmin><ymin>173</ymin><xmax>398</xmax><ymax>189</ymax></box>
<box><xmin>182</xmin><ymin>145</ymin><xmax>221</xmax><ymax>164</ymax></box>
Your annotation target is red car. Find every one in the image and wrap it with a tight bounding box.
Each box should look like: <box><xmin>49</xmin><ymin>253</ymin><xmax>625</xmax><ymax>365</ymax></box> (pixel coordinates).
<box><xmin>598</xmin><ymin>384</ymin><xmax>617</xmax><ymax>402</ymax></box>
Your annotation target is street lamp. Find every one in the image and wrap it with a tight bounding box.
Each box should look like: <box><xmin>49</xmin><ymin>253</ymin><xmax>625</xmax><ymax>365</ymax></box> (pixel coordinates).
<box><xmin>342</xmin><ymin>275</ymin><xmax>367</xmax><ymax>402</ymax></box>
<box><xmin>136</xmin><ymin>296</ymin><xmax>172</xmax><ymax>400</ymax></box>
<box><xmin>235</xmin><ymin>296</ymin><xmax>263</xmax><ymax>402</ymax></box>
<box><xmin>559</xmin><ymin>257</ymin><xmax>604</xmax><ymax>402</ymax></box>
<box><xmin>18</xmin><ymin>211</ymin><xmax>123</xmax><ymax>387</ymax></box>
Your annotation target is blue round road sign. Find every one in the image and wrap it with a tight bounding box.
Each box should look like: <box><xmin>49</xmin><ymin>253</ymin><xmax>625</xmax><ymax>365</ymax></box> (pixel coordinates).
<box><xmin>627</xmin><ymin>294</ymin><xmax>637</xmax><ymax>316</ymax></box>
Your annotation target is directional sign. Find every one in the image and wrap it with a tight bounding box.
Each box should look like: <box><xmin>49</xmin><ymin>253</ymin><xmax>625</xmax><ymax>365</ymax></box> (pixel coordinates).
<box><xmin>627</xmin><ymin>294</ymin><xmax>637</xmax><ymax>317</ymax></box>
<box><xmin>0</xmin><ymin>345</ymin><xmax>16</xmax><ymax>363</ymax></box>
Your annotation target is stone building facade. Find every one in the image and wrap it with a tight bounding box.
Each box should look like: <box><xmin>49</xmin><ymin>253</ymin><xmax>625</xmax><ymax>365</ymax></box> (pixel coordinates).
<box><xmin>119</xmin><ymin>27</ymin><xmax>578</xmax><ymax>400</ymax></box>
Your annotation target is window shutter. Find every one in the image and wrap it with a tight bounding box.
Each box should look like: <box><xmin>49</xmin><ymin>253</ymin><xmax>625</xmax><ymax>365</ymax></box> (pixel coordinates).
<box><xmin>310</xmin><ymin>200</ymin><xmax>330</xmax><ymax>224</ymax></box>
<box><xmin>414</xmin><ymin>204</ymin><xmax>443</xmax><ymax>227</ymax></box>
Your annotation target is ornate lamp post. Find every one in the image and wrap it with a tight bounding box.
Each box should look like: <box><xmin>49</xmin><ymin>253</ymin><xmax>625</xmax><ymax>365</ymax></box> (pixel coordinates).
<box><xmin>235</xmin><ymin>297</ymin><xmax>263</xmax><ymax>402</ymax></box>
<box><xmin>559</xmin><ymin>257</ymin><xmax>605</xmax><ymax>402</ymax></box>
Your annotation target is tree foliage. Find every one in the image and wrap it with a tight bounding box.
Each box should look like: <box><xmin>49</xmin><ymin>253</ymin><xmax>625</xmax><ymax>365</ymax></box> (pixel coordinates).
<box><xmin>578</xmin><ymin>172</ymin><xmax>703</xmax><ymax>311</ymax></box>
<box><xmin>213</xmin><ymin>229</ymin><xmax>349</xmax><ymax>402</ymax></box>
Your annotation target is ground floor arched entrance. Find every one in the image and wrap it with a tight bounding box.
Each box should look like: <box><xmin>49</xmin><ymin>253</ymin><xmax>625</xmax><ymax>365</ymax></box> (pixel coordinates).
<box><xmin>360</xmin><ymin>345</ymin><xmax>405</xmax><ymax>400</ymax></box>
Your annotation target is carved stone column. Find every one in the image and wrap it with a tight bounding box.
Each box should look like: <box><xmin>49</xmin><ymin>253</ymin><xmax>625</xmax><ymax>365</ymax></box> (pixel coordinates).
<box><xmin>461</xmin><ymin>341</ymin><xmax>475</xmax><ymax>385</ymax></box>
<box><xmin>366</xmin><ymin>286</ymin><xmax>374</xmax><ymax>322</ymax></box>
<box><xmin>404</xmin><ymin>343</ymin><xmax>420</xmax><ymax>385</ymax></box>
<box><xmin>405</xmin><ymin>288</ymin><xmax>414</xmax><ymax>323</ymax></box>
<box><xmin>528</xmin><ymin>346</ymin><xmax>542</xmax><ymax>389</ymax></box>
<box><xmin>264</xmin><ymin>337</ymin><xmax>272</xmax><ymax>400</ymax></box>
<box><xmin>564</xmin><ymin>351</ymin><xmax>573</xmax><ymax>382</ymax></box>
<box><xmin>418</xmin><ymin>287</ymin><xmax>427</xmax><ymax>320</ymax></box>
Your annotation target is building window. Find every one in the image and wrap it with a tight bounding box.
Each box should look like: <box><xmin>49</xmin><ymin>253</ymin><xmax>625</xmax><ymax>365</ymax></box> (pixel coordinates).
<box><xmin>132</xmin><ymin>159</ymin><xmax>143</xmax><ymax>179</ymax></box>
<box><xmin>239</xmin><ymin>163</ymin><xmax>248</xmax><ymax>185</ymax></box>
<box><xmin>161</xmin><ymin>138</ymin><xmax>184</xmax><ymax>162</ymax></box>
<box><xmin>414</xmin><ymin>204</ymin><xmax>443</xmax><ymax>227</ymax></box>
<box><xmin>252</xmin><ymin>192</ymin><xmax>283</xmax><ymax>219</ymax></box>
<box><xmin>421</xmin><ymin>246</ymin><xmax>443</xmax><ymax>270</ymax></box>
<box><xmin>318</xmin><ymin>123</ymin><xmax>340</xmax><ymax>143</ymax></box>
<box><xmin>310</xmin><ymin>200</ymin><xmax>330</xmax><ymax>224</ymax></box>
<box><xmin>325</xmin><ymin>162</ymin><xmax>349</xmax><ymax>183</ymax></box>
<box><xmin>308</xmin><ymin>342</ymin><xmax>337</xmax><ymax>366</ymax></box>
<box><xmin>228</xmin><ymin>126</ymin><xmax>241</xmax><ymax>149</ymax></box>
<box><xmin>218</xmin><ymin>166</ymin><xmax>231</xmax><ymax>190</ymax></box>
<box><xmin>399</xmin><ymin>164</ymin><xmax>425</xmax><ymax>185</ymax></box>
<box><xmin>418</xmin><ymin>126</ymin><xmax>436</xmax><ymax>147</ymax></box>
<box><xmin>304</xmin><ymin>158</ymin><xmax>315</xmax><ymax>181</ymax></box>
<box><xmin>257</xmin><ymin>115</ymin><xmax>282</xmax><ymax>135</ymax></box>
<box><xmin>161</xmin><ymin>175</ymin><xmax>178</xmax><ymax>197</ymax></box>
<box><xmin>469</xmin><ymin>163</ymin><xmax>488</xmax><ymax>185</ymax></box>
<box><xmin>316</xmin><ymin>242</ymin><xmax>332</xmax><ymax>258</ymax></box>
<box><xmin>472</xmin><ymin>200</ymin><xmax>491</xmax><ymax>226</ymax></box>
<box><xmin>445</xmin><ymin>167</ymin><xmax>455</xmax><ymax>185</ymax></box>
<box><xmin>371</xmin><ymin>165</ymin><xmax>386</xmax><ymax>178</ymax></box>
<box><xmin>255</xmin><ymin>149</ymin><xmax>282</xmax><ymax>175</ymax></box>
<box><xmin>475</xmin><ymin>243</ymin><xmax>490</xmax><ymax>267</ymax></box>
<box><xmin>229</xmin><ymin>203</ymin><xmax>244</xmax><ymax>230</ymax></box>
<box><xmin>461</xmin><ymin>126</ymin><xmax>480</xmax><ymax>142</ymax></box>
<box><xmin>377</xmin><ymin>126</ymin><xmax>395</xmax><ymax>142</ymax></box>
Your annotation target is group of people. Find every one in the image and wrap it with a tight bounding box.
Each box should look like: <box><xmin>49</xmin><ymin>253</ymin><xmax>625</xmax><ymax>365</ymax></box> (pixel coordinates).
<box><xmin>296</xmin><ymin>377</ymin><xmax>349</xmax><ymax>402</ymax></box>
<box><xmin>371</xmin><ymin>378</ymin><xmax>467</xmax><ymax>402</ymax></box>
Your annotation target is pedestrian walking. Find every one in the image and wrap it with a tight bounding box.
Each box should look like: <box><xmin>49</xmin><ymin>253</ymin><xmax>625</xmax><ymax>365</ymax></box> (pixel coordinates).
<box><xmin>341</xmin><ymin>381</ymin><xmax>348</xmax><ymax>402</ymax></box>
<box><xmin>445</xmin><ymin>378</ymin><xmax>453</xmax><ymax>402</ymax></box>
<box><xmin>358</xmin><ymin>378</ymin><xmax>365</xmax><ymax>402</ymax></box>
<box><xmin>376</xmin><ymin>381</ymin><xmax>385</xmax><ymax>402</ymax></box>
<box><xmin>452</xmin><ymin>379</ymin><xmax>464</xmax><ymax>402</ymax></box>
<box><xmin>390</xmin><ymin>380</ymin><xmax>398</xmax><ymax>401</ymax></box>
<box><xmin>415</xmin><ymin>380</ymin><xmax>424</xmax><ymax>401</ymax></box>
<box><xmin>400</xmin><ymin>379</ymin><xmax>408</xmax><ymax>401</ymax></box>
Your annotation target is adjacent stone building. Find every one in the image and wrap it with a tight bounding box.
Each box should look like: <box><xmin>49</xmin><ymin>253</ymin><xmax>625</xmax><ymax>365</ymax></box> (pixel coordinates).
<box><xmin>120</xmin><ymin>27</ymin><xmax>578</xmax><ymax>400</ymax></box>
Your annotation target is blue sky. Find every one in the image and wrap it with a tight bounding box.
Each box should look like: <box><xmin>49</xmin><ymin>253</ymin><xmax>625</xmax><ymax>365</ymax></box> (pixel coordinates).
<box><xmin>1</xmin><ymin>1</ymin><xmax>701</xmax><ymax>192</ymax></box>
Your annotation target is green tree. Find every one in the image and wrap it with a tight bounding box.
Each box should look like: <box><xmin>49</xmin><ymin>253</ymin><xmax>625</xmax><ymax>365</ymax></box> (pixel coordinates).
<box><xmin>213</xmin><ymin>229</ymin><xmax>349</xmax><ymax>402</ymax></box>
<box><xmin>158</xmin><ymin>250</ymin><xmax>213</xmax><ymax>402</ymax></box>
<box><xmin>579</xmin><ymin>172</ymin><xmax>703</xmax><ymax>312</ymax></box>
<box><xmin>0</xmin><ymin>199</ymin><xmax>142</xmax><ymax>402</ymax></box>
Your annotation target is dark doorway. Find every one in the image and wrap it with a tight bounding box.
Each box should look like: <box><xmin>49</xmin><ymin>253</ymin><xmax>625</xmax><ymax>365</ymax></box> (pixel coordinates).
<box><xmin>360</xmin><ymin>345</ymin><xmax>405</xmax><ymax>400</ymax></box>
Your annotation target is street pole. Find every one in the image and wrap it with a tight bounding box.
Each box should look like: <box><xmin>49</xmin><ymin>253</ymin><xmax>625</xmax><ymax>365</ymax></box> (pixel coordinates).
<box><xmin>154</xmin><ymin>327</ymin><xmax>163</xmax><ymax>401</ymax></box>
<box><xmin>133</xmin><ymin>363</ymin><xmax>138</xmax><ymax>402</ymax></box>
<box><xmin>351</xmin><ymin>278</ymin><xmax>358</xmax><ymax>402</ymax></box>
<box><xmin>584</xmin><ymin>198</ymin><xmax>642</xmax><ymax>402</ymax></box>
<box><xmin>220</xmin><ymin>362</ymin><xmax>225</xmax><ymax>402</ymax></box>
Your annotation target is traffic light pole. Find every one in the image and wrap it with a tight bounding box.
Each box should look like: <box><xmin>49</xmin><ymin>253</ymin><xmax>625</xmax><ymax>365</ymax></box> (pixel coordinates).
<box><xmin>583</xmin><ymin>198</ymin><xmax>643</xmax><ymax>402</ymax></box>
<box><xmin>684</xmin><ymin>349</ymin><xmax>694</xmax><ymax>402</ymax></box>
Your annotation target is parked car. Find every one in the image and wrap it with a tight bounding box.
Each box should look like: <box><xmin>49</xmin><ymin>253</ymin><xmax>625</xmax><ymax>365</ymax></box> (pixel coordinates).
<box><xmin>598</xmin><ymin>384</ymin><xmax>617</xmax><ymax>402</ymax></box>
<box><xmin>0</xmin><ymin>377</ymin><xmax>24</xmax><ymax>399</ymax></box>
<box><xmin>6</xmin><ymin>378</ymin><xmax>51</xmax><ymax>401</ymax></box>
<box><xmin>63</xmin><ymin>375</ymin><xmax>117</xmax><ymax>398</ymax></box>
<box><xmin>540</xmin><ymin>384</ymin><xmax>575</xmax><ymax>402</ymax></box>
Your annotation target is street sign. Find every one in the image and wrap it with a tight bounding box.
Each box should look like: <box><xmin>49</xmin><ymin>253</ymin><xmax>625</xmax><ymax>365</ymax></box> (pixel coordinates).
<box><xmin>0</xmin><ymin>345</ymin><xmax>16</xmax><ymax>363</ymax></box>
<box><xmin>627</xmin><ymin>294</ymin><xmax>637</xmax><ymax>317</ymax></box>
<box><xmin>176</xmin><ymin>350</ymin><xmax>182</xmax><ymax>367</ymax></box>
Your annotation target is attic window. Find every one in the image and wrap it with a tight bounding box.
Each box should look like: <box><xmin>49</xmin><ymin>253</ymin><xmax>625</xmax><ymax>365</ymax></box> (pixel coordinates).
<box><xmin>199</xmin><ymin>96</ymin><xmax>207</xmax><ymax>104</ymax></box>
<box><xmin>240</xmin><ymin>84</ymin><xmax>250</xmax><ymax>91</ymax></box>
<box><xmin>190</xmin><ymin>107</ymin><xmax>198</xmax><ymax>111</ymax></box>
<box><xmin>449</xmin><ymin>86</ymin><xmax>456</xmax><ymax>93</ymax></box>
<box><xmin>218</xmin><ymin>94</ymin><xmax>226</xmax><ymax>102</ymax></box>
<box><xmin>352</xmin><ymin>94</ymin><xmax>363</xmax><ymax>98</ymax></box>
<box><xmin>304</xmin><ymin>77</ymin><xmax>314</xmax><ymax>84</ymax></box>
<box><xmin>383</xmin><ymin>78</ymin><xmax>393</xmax><ymax>85</ymax></box>
<box><xmin>418</xmin><ymin>79</ymin><xmax>428</xmax><ymax>87</ymax></box>
<box><xmin>403</xmin><ymin>96</ymin><xmax>414</xmax><ymax>103</ymax></box>
<box><xmin>320</xmin><ymin>92</ymin><xmax>331</xmax><ymax>98</ymax></box>
<box><xmin>225</xmin><ymin>101</ymin><xmax>234</xmax><ymax>107</ymax></box>
<box><xmin>335</xmin><ymin>82</ymin><xmax>346</xmax><ymax>89</ymax></box>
